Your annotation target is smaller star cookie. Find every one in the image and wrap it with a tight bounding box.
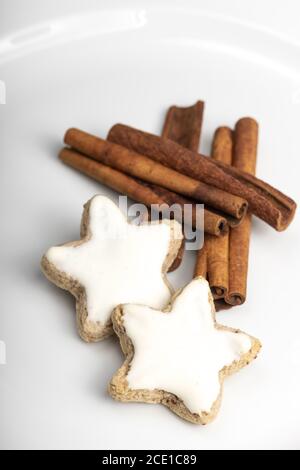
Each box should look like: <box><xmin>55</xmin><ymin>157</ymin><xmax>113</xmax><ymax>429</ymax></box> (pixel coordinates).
<box><xmin>41</xmin><ymin>195</ymin><xmax>182</xmax><ymax>342</ymax></box>
<box><xmin>109</xmin><ymin>277</ymin><xmax>261</xmax><ymax>424</ymax></box>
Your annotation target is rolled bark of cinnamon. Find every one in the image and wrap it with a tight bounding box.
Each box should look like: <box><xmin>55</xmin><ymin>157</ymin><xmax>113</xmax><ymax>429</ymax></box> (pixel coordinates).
<box><xmin>65</xmin><ymin>128</ymin><xmax>247</xmax><ymax>220</ymax></box>
<box><xmin>160</xmin><ymin>101</ymin><xmax>205</xmax><ymax>271</ymax></box>
<box><xmin>160</xmin><ymin>101</ymin><xmax>204</xmax><ymax>271</ymax></box>
<box><xmin>107</xmin><ymin>124</ymin><xmax>296</xmax><ymax>230</ymax></box>
<box><xmin>59</xmin><ymin>148</ymin><xmax>227</xmax><ymax>236</ymax></box>
<box><xmin>162</xmin><ymin>101</ymin><xmax>204</xmax><ymax>151</ymax></box>
<box><xmin>225</xmin><ymin>117</ymin><xmax>258</xmax><ymax>305</ymax></box>
<box><xmin>194</xmin><ymin>127</ymin><xmax>233</xmax><ymax>298</ymax></box>
<box><xmin>196</xmin><ymin>119</ymin><xmax>259</xmax><ymax>306</ymax></box>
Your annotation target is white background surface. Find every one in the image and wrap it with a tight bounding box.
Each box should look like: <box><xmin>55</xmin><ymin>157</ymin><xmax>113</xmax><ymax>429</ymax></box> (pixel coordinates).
<box><xmin>0</xmin><ymin>0</ymin><xmax>300</xmax><ymax>450</ymax></box>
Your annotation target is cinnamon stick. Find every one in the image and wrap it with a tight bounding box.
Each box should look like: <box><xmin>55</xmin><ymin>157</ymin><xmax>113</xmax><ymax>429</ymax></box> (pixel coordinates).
<box><xmin>107</xmin><ymin>124</ymin><xmax>296</xmax><ymax>230</ymax></box>
<box><xmin>194</xmin><ymin>127</ymin><xmax>233</xmax><ymax>298</ymax></box>
<box><xmin>196</xmin><ymin>120</ymin><xmax>259</xmax><ymax>306</ymax></box>
<box><xmin>162</xmin><ymin>101</ymin><xmax>204</xmax><ymax>151</ymax></box>
<box><xmin>65</xmin><ymin>128</ymin><xmax>247</xmax><ymax>219</ymax></box>
<box><xmin>160</xmin><ymin>102</ymin><xmax>241</xmax><ymax>229</ymax></box>
<box><xmin>225</xmin><ymin>118</ymin><xmax>258</xmax><ymax>305</ymax></box>
<box><xmin>59</xmin><ymin>148</ymin><xmax>227</xmax><ymax>236</ymax></box>
<box><xmin>161</xmin><ymin>101</ymin><xmax>204</xmax><ymax>271</ymax></box>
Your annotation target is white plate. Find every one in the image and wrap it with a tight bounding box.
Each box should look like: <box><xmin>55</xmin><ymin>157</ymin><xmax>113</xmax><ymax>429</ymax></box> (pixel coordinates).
<box><xmin>1</xmin><ymin>0</ymin><xmax>300</xmax><ymax>450</ymax></box>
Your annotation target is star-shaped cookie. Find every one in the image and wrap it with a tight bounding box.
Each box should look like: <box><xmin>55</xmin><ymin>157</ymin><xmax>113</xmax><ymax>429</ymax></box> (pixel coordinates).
<box><xmin>109</xmin><ymin>277</ymin><xmax>261</xmax><ymax>424</ymax></box>
<box><xmin>41</xmin><ymin>195</ymin><xmax>183</xmax><ymax>342</ymax></box>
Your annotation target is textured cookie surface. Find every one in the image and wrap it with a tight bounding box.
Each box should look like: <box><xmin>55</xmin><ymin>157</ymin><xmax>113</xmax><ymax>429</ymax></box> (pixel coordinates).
<box><xmin>41</xmin><ymin>195</ymin><xmax>183</xmax><ymax>342</ymax></box>
<box><xmin>109</xmin><ymin>277</ymin><xmax>261</xmax><ymax>424</ymax></box>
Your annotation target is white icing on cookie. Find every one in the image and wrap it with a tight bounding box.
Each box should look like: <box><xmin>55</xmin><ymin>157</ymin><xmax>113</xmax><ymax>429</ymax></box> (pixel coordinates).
<box><xmin>122</xmin><ymin>278</ymin><xmax>253</xmax><ymax>414</ymax></box>
<box><xmin>45</xmin><ymin>195</ymin><xmax>182</xmax><ymax>325</ymax></box>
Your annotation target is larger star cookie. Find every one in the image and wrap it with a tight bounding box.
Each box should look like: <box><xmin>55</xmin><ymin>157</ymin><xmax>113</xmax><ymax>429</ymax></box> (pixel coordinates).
<box><xmin>109</xmin><ymin>277</ymin><xmax>261</xmax><ymax>424</ymax></box>
<box><xmin>41</xmin><ymin>195</ymin><xmax>183</xmax><ymax>342</ymax></box>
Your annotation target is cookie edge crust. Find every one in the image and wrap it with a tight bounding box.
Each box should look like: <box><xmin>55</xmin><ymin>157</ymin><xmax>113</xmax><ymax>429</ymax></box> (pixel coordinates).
<box><xmin>108</xmin><ymin>279</ymin><xmax>262</xmax><ymax>424</ymax></box>
<box><xmin>41</xmin><ymin>196</ymin><xmax>183</xmax><ymax>342</ymax></box>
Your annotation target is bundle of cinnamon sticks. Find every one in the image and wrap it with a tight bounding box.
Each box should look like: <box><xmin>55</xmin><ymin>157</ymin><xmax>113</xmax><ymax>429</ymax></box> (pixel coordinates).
<box><xmin>58</xmin><ymin>101</ymin><xmax>296</xmax><ymax>309</ymax></box>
